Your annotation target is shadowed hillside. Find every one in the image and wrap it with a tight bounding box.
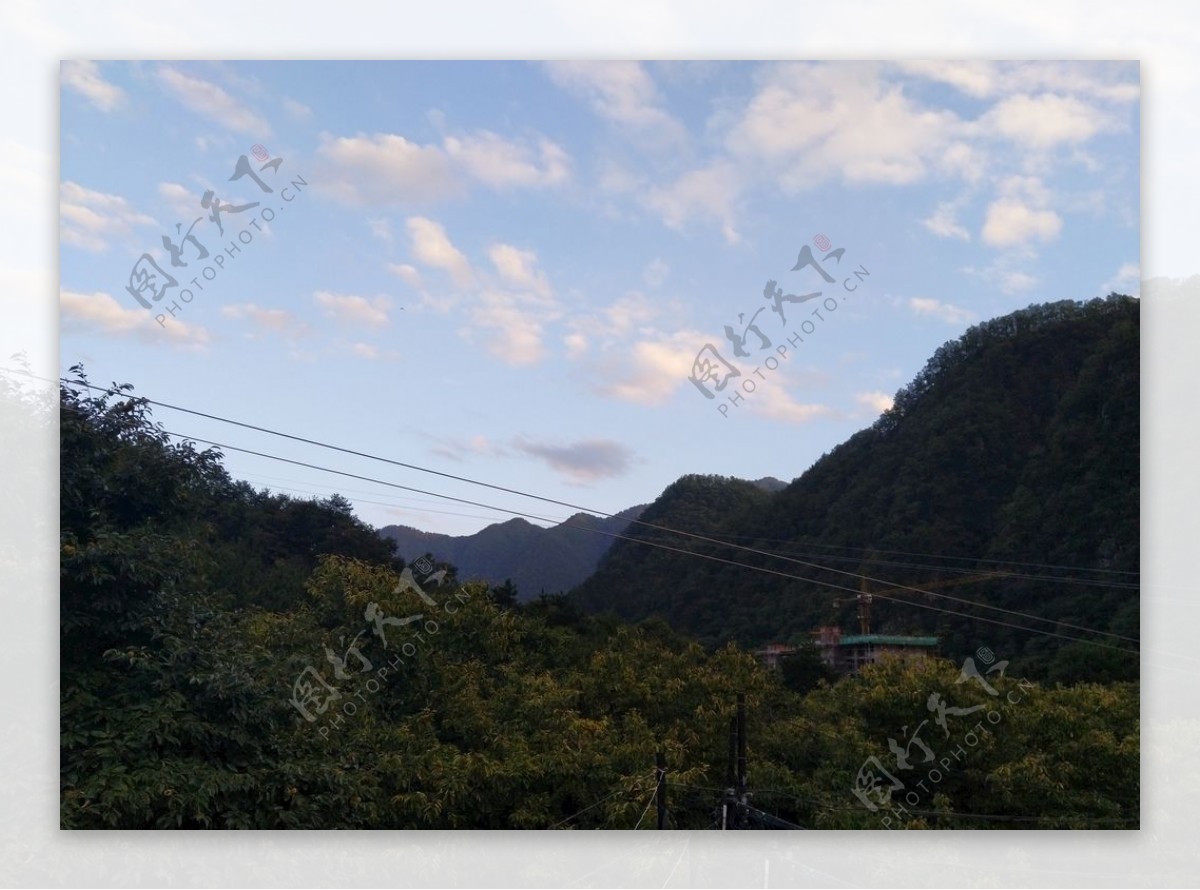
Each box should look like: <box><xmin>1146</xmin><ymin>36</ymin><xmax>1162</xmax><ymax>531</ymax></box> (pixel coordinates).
<box><xmin>570</xmin><ymin>296</ymin><xmax>1140</xmax><ymax>682</ymax></box>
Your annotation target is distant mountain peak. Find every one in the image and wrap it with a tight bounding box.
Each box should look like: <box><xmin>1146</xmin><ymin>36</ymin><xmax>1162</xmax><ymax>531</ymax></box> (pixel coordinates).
<box><xmin>379</xmin><ymin>504</ymin><xmax>647</xmax><ymax>601</ymax></box>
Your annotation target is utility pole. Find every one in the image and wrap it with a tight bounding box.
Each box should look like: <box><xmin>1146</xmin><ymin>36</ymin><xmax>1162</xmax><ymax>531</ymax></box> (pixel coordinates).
<box><xmin>736</xmin><ymin>693</ymin><xmax>747</xmax><ymax>798</ymax></box>
<box><xmin>736</xmin><ymin>693</ymin><xmax>749</xmax><ymax>828</ymax></box>
<box><xmin>656</xmin><ymin>751</ymin><xmax>668</xmax><ymax>830</ymax></box>
<box><xmin>722</xmin><ymin>714</ymin><xmax>738</xmax><ymax>829</ymax></box>
<box><xmin>726</xmin><ymin>716</ymin><xmax>737</xmax><ymax>789</ymax></box>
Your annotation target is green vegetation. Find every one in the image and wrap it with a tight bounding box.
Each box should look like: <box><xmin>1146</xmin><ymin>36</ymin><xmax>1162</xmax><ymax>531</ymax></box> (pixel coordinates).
<box><xmin>571</xmin><ymin>296</ymin><xmax>1140</xmax><ymax>682</ymax></box>
<box><xmin>59</xmin><ymin>337</ymin><xmax>1139</xmax><ymax>828</ymax></box>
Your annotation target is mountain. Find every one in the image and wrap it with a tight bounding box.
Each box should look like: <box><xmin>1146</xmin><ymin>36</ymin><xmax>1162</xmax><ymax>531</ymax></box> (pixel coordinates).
<box><xmin>750</xmin><ymin>476</ymin><xmax>788</xmax><ymax>493</ymax></box>
<box><xmin>569</xmin><ymin>296</ymin><xmax>1140</xmax><ymax>682</ymax></box>
<box><xmin>380</xmin><ymin>505</ymin><xmax>646</xmax><ymax>600</ymax></box>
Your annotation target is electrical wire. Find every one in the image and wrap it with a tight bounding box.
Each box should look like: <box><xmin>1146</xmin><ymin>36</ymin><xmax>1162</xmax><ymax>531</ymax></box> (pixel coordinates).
<box><xmin>50</xmin><ymin>372</ymin><xmax>1142</xmax><ymax>652</ymax></box>
<box><xmin>546</xmin><ymin>777</ymin><xmax>654</xmax><ymax>830</ymax></box>
<box><xmin>632</xmin><ymin>785</ymin><xmax>659</xmax><ymax>830</ymax></box>
<box><xmin>155</xmin><ymin>425</ymin><xmax>1141</xmax><ymax>657</ymax></box>
<box><xmin>55</xmin><ymin>374</ymin><xmax>1140</xmax><ymax>594</ymax></box>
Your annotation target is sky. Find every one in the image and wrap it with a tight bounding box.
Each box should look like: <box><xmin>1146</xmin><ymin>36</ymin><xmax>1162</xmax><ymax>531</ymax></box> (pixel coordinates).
<box><xmin>58</xmin><ymin>60</ymin><xmax>1140</xmax><ymax>536</ymax></box>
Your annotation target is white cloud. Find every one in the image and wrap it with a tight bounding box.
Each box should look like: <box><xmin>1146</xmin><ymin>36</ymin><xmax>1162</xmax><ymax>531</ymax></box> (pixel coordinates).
<box><xmin>488</xmin><ymin>244</ymin><xmax>552</xmax><ymax>298</ymax></box>
<box><xmin>980</xmin><ymin>176</ymin><xmax>1062</xmax><ymax>247</ymax></box>
<box><xmin>466</xmin><ymin>293</ymin><xmax>543</xmax><ymax>366</ymax></box>
<box><xmin>466</xmin><ymin>281</ymin><xmax>562</xmax><ymax>367</ymax></box>
<box><xmin>898</xmin><ymin>60</ymin><xmax>1139</xmax><ymax>105</ymax></box>
<box><xmin>591</xmin><ymin>328</ymin><xmax>706</xmax><ymax>405</ymax></box>
<box><xmin>1102</xmin><ymin>262</ymin><xmax>1140</xmax><ymax>297</ymax></box>
<box><xmin>157</xmin><ymin>181</ymin><xmax>199</xmax><ymax>220</ymax></box>
<box><xmin>896</xmin><ymin>60</ymin><xmax>997</xmax><ymax>99</ymax></box>
<box><xmin>368</xmin><ymin>218</ymin><xmax>393</xmax><ymax>244</ymax></box>
<box><xmin>962</xmin><ymin>251</ymin><xmax>1043</xmax><ymax>296</ymax></box>
<box><xmin>220</xmin><ymin>302</ymin><xmax>308</xmax><ymax>338</ymax></box>
<box><xmin>318</xmin><ymin>127</ymin><xmax>572</xmax><ymax>205</ymax></box>
<box><xmin>60</xmin><ymin>181</ymin><xmax>155</xmax><ymax>252</ymax></box>
<box><xmin>597</xmin><ymin>160</ymin><xmax>641</xmax><ymax>195</ymax></box>
<box><xmin>317</xmin><ymin>133</ymin><xmax>462</xmax><ymax>205</ymax></box>
<box><xmin>938</xmin><ymin>142</ymin><xmax>986</xmax><ymax>183</ymax></box>
<box><xmin>61</xmin><ymin>61</ymin><xmax>124</xmax><ymax>111</ymax></box>
<box><xmin>981</xmin><ymin>93</ymin><xmax>1112</xmax><ymax>148</ymax></box>
<box><xmin>567</xmin><ymin>292</ymin><xmax>664</xmax><ymax>346</ymax></box>
<box><xmin>406</xmin><ymin>217</ymin><xmax>475</xmax><ymax>287</ymax></box>
<box><xmin>729</xmin><ymin>63</ymin><xmax>960</xmax><ymax>189</ymax></box>
<box><xmin>982</xmin><ymin>198</ymin><xmax>1062</xmax><ymax>246</ymax></box>
<box><xmin>563</xmin><ymin>332</ymin><xmax>589</xmax><ymax>358</ymax></box>
<box><xmin>1001</xmin><ymin>270</ymin><xmax>1038</xmax><ymax>294</ymax></box>
<box><xmin>313</xmin><ymin>291</ymin><xmax>393</xmax><ymax>328</ymax></box>
<box><xmin>856</xmin><ymin>391</ymin><xmax>895</xmax><ymax>414</ymax></box>
<box><xmin>443</xmin><ymin>131</ymin><xmax>570</xmax><ymax>189</ymax></box>
<box><xmin>644</xmin><ymin>162</ymin><xmax>742</xmax><ymax>244</ymax></box>
<box><xmin>544</xmin><ymin>61</ymin><xmax>687</xmax><ymax>147</ymax></box>
<box><xmin>349</xmin><ymin>342</ymin><xmax>379</xmax><ymax>359</ymax></box>
<box><xmin>283</xmin><ymin>97</ymin><xmax>313</xmax><ymax>121</ymax></box>
<box><xmin>748</xmin><ymin>376</ymin><xmax>834</xmax><ymax>424</ymax></box>
<box><xmin>387</xmin><ymin>263</ymin><xmax>423</xmax><ymax>289</ymax></box>
<box><xmin>60</xmin><ymin>289</ymin><xmax>209</xmax><ymax>349</ymax></box>
<box><xmin>427</xmin><ymin>434</ymin><xmax>511</xmax><ymax>463</ymax></box>
<box><xmin>908</xmin><ymin>297</ymin><xmax>976</xmax><ymax>325</ymax></box>
<box><xmin>397</xmin><ymin>222</ymin><xmax>559</xmax><ymax>366</ymax></box>
<box><xmin>922</xmin><ymin>200</ymin><xmax>971</xmax><ymax>241</ymax></box>
<box><xmin>155</xmin><ymin>66</ymin><xmax>270</xmax><ymax>136</ymax></box>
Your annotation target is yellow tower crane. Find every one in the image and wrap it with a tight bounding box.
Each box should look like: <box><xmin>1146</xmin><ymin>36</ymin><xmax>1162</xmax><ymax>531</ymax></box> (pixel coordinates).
<box><xmin>833</xmin><ymin>571</ymin><xmax>1000</xmax><ymax>635</ymax></box>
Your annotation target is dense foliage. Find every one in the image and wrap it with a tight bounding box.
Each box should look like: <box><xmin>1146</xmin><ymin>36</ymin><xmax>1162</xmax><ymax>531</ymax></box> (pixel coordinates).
<box><xmin>571</xmin><ymin>297</ymin><xmax>1140</xmax><ymax>683</ymax></box>
<box><xmin>59</xmin><ymin>357</ymin><xmax>1138</xmax><ymax>829</ymax></box>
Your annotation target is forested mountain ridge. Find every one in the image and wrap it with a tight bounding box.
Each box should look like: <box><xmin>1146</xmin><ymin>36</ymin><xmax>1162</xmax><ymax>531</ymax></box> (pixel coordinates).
<box><xmin>377</xmin><ymin>478</ymin><xmax>786</xmax><ymax>600</ymax></box>
<box><xmin>380</xmin><ymin>506</ymin><xmax>646</xmax><ymax>601</ymax></box>
<box><xmin>570</xmin><ymin>296</ymin><xmax>1140</xmax><ymax>682</ymax></box>
<box><xmin>55</xmin><ymin>356</ymin><xmax>1138</xmax><ymax>829</ymax></box>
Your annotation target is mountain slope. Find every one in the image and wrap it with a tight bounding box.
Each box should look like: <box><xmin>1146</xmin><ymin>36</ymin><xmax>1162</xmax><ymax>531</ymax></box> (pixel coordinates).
<box><xmin>380</xmin><ymin>505</ymin><xmax>646</xmax><ymax>600</ymax></box>
<box><xmin>570</xmin><ymin>296</ymin><xmax>1140</xmax><ymax>680</ymax></box>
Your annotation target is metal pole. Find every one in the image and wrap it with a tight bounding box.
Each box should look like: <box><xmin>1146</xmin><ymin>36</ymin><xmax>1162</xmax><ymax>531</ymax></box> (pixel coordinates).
<box><xmin>656</xmin><ymin>751</ymin><xmax>667</xmax><ymax>830</ymax></box>
<box><xmin>727</xmin><ymin>715</ymin><xmax>737</xmax><ymax>789</ymax></box>
<box><xmin>736</xmin><ymin>693</ymin><xmax>747</xmax><ymax>798</ymax></box>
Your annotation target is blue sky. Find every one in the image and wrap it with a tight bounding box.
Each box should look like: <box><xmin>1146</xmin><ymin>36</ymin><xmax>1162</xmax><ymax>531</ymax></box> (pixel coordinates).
<box><xmin>59</xmin><ymin>60</ymin><xmax>1139</xmax><ymax>535</ymax></box>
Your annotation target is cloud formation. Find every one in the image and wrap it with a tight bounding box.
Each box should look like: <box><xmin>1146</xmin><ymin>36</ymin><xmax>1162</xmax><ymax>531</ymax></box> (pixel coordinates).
<box><xmin>908</xmin><ymin>297</ymin><xmax>976</xmax><ymax>325</ymax></box>
<box><xmin>60</xmin><ymin>289</ymin><xmax>209</xmax><ymax>349</ymax></box>
<box><xmin>221</xmin><ymin>302</ymin><xmax>310</xmax><ymax>338</ymax></box>
<box><xmin>156</xmin><ymin>66</ymin><xmax>270</xmax><ymax>136</ymax></box>
<box><xmin>62</xmin><ymin>61</ymin><xmax>124</xmax><ymax>111</ymax></box>
<box><xmin>313</xmin><ymin>291</ymin><xmax>394</xmax><ymax>328</ymax></box>
<box><xmin>60</xmin><ymin>181</ymin><xmax>155</xmax><ymax>252</ymax></box>
<box><xmin>513</xmin><ymin>436</ymin><xmax>635</xmax><ymax>482</ymax></box>
<box><xmin>544</xmin><ymin>61</ymin><xmax>687</xmax><ymax>147</ymax></box>
<box><xmin>317</xmin><ymin>129</ymin><xmax>571</xmax><ymax>206</ymax></box>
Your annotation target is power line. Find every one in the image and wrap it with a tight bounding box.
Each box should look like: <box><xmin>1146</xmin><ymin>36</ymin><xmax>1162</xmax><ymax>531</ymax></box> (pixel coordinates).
<box><xmin>704</xmin><ymin>545</ymin><xmax>1140</xmax><ymax>591</ymax></box>
<box><xmin>55</xmin><ymin>373</ymin><xmax>1139</xmax><ymax>587</ymax></box>
<box><xmin>547</xmin><ymin>778</ymin><xmax>654</xmax><ymax>830</ymax></box>
<box><xmin>51</xmin><ymin>373</ymin><xmax>1141</xmax><ymax>652</ymax></box>
<box><xmin>157</xmin><ymin>425</ymin><xmax>1140</xmax><ymax>656</ymax></box>
<box><xmin>679</xmin><ymin>530</ymin><xmax>1141</xmax><ymax>579</ymax></box>
<box><xmin>632</xmin><ymin>786</ymin><xmax>659</xmax><ymax>830</ymax></box>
